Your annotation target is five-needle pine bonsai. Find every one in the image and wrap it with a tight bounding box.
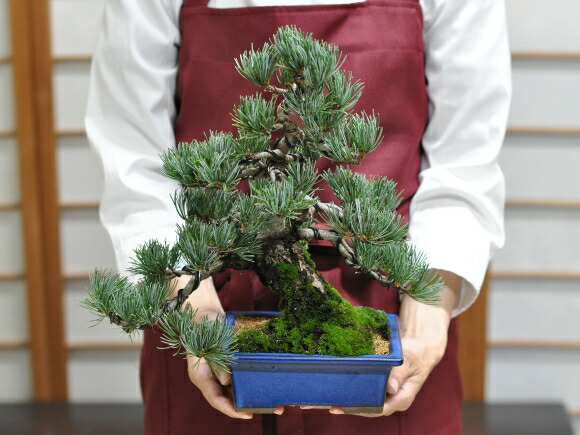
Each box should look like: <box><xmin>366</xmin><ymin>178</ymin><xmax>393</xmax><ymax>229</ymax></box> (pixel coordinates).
<box><xmin>82</xmin><ymin>26</ymin><xmax>443</xmax><ymax>375</ymax></box>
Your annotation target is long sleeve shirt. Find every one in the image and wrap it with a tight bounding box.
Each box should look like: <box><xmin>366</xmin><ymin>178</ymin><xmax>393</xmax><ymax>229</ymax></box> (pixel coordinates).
<box><xmin>85</xmin><ymin>0</ymin><xmax>511</xmax><ymax>317</ymax></box>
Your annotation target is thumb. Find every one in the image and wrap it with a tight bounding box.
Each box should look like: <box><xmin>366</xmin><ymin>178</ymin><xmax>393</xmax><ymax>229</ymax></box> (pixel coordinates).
<box><xmin>387</xmin><ymin>367</ymin><xmax>405</xmax><ymax>395</ymax></box>
<box><xmin>217</xmin><ymin>369</ymin><xmax>231</xmax><ymax>386</ymax></box>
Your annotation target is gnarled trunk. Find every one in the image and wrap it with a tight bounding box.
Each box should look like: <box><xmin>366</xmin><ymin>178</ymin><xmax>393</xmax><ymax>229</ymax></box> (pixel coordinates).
<box><xmin>237</xmin><ymin>238</ymin><xmax>390</xmax><ymax>356</ymax></box>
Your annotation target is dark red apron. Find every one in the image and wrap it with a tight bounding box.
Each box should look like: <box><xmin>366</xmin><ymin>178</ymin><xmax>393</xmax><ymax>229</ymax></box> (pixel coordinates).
<box><xmin>141</xmin><ymin>0</ymin><xmax>462</xmax><ymax>433</ymax></box>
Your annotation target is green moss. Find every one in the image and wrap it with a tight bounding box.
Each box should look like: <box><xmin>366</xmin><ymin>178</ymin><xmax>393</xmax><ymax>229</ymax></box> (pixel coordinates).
<box><xmin>318</xmin><ymin>323</ymin><xmax>374</xmax><ymax>356</ymax></box>
<box><xmin>275</xmin><ymin>263</ymin><xmax>299</xmax><ymax>280</ymax></box>
<box><xmin>237</xmin><ymin>253</ymin><xmax>390</xmax><ymax>357</ymax></box>
<box><xmin>236</xmin><ymin>275</ymin><xmax>390</xmax><ymax>356</ymax></box>
<box><xmin>236</xmin><ymin>329</ymin><xmax>272</xmax><ymax>353</ymax></box>
<box><xmin>353</xmin><ymin>305</ymin><xmax>391</xmax><ymax>338</ymax></box>
<box><xmin>300</xmin><ymin>243</ymin><xmax>317</xmax><ymax>268</ymax></box>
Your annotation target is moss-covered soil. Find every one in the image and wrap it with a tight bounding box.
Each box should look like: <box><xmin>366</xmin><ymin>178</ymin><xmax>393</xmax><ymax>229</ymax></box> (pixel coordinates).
<box><xmin>235</xmin><ymin>261</ymin><xmax>391</xmax><ymax>356</ymax></box>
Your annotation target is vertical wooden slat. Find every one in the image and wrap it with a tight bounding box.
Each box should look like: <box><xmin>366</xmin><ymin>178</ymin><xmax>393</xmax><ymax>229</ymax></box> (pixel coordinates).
<box><xmin>8</xmin><ymin>0</ymin><xmax>68</xmax><ymax>401</ymax></box>
<box><xmin>29</xmin><ymin>0</ymin><xmax>68</xmax><ymax>401</ymax></box>
<box><xmin>458</xmin><ymin>274</ymin><xmax>489</xmax><ymax>401</ymax></box>
<box><xmin>9</xmin><ymin>0</ymin><xmax>53</xmax><ymax>401</ymax></box>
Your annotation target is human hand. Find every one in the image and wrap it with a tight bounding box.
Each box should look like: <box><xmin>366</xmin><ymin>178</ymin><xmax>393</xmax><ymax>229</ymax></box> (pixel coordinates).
<box><xmin>329</xmin><ymin>271</ymin><xmax>460</xmax><ymax>417</ymax></box>
<box><xmin>186</xmin><ymin>353</ymin><xmax>254</xmax><ymax>419</ymax></box>
<box><xmin>175</xmin><ymin>277</ymin><xmax>283</xmax><ymax>418</ymax></box>
<box><xmin>168</xmin><ymin>276</ymin><xmax>250</xmax><ymax>418</ymax></box>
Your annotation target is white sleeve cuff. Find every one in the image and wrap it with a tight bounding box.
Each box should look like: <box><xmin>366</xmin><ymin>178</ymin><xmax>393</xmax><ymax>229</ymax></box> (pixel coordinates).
<box><xmin>408</xmin><ymin>205</ymin><xmax>500</xmax><ymax>317</ymax></box>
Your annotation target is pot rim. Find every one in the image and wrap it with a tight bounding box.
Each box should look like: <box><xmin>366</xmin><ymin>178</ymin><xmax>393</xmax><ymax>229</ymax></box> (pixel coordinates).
<box><xmin>226</xmin><ymin>311</ymin><xmax>403</xmax><ymax>366</ymax></box>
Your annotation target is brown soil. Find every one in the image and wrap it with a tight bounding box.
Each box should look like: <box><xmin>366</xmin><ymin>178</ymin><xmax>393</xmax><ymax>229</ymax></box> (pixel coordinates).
<box><xmin>234</xmin><ymin>316</ymin><xmax>270</xmax><ymax>334</ymax></box>
<box><xmin>234</xmin><ymin>315</ymin><xmax>390</xmax><ymax>355</ymax></box>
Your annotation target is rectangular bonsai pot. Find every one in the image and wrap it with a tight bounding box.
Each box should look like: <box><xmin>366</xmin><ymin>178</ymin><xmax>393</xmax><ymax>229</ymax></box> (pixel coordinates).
<box><xmin>226</xmin><ymin>311</ymin><xmax>403</xmax><ymax>414</ymax></box>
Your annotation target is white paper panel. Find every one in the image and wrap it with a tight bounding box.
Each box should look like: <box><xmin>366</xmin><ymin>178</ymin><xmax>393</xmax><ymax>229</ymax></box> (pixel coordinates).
<box><xmin>0</xmin><ymin>210</ymin><xmax>24</xmax><ymax>275</ymax></box>
<box><xmin>50</xmin><ymin>0</ymin><xmax>105</xmax><ymax>56</ymax></box>
<box><xmin>0</xmin><ymin>350</ymin><xmax>31</xmax><ymax>402</ymax></box>
<box><xmin>486</xmin><ymin>348</ymin><xmax>580</xmax><ymax>410</ymax></box>
<box><xmin>57</xmin><ymin>136</ymin><xmax>103</xmax><ymax>203</ymax></box>
<box><xmin>68</xmin><ymin>349</ymin><xmax>141</xmax><ymax>403</ymax></box>
<box><xmin>0</xmin><ymin>64</ymin><xmax>15</xmax><ymax>132</ymax></box>
<box><xmin>509</xmin><ymin>59</ymin><xmax>580</xmax><ymax>128</ymax></box>
<box><xmin>506</xmin><ymin>0</ymin><xmax>580</xmax><ymax>53</ymax></box>
<box><xmin>493</xmin><ymin>207</ymin><xmax>580</xmax><ymax>272</ymax></box>
<box><xmin>573</xmin><ymin>417</ymin><xmax>580</xmax><ymax>435</ymax></box>
<box><xmin>0</xmin><ymin>281</ymin><xmax>28</xmax><ymax>342</ymax></box>
<box><xmin>488</xmin><ymin>278</ymin><xmax>580</xmax><ymax>342</ymax></box>
<box><xmin>53</xmin><ymin>62</ymin><xmax>90</xmax><ymax>131</ymax></box>
<box><xmin>501</xmin><ymin>134</ymin><xmax>580</xmax><ymax>201</ymax></box>
<box><xmin>0</xmin><ymin>0</ymin><xmax>10</xmax><ymax>58</ymax></box>
<box><xmin>60</xmin><ymin>209</ymin><xmax>116</xmax><ymax>275</ymax></box>
<box><xmin>66</xmin><ymin>279</ymin><xmax>144</xmax><ymax>344</ymax></box>
<box><xmin>0</xmin><ymin>138</ymin><xmax>20</xmax><ymax>203</ymax></box>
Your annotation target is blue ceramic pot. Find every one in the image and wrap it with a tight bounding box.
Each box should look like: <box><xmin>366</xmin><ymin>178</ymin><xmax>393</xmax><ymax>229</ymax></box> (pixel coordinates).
<box><xmin>226</xmin><ymin>311</ymin><xmax>403</xmax><ymax>413</ymax></box>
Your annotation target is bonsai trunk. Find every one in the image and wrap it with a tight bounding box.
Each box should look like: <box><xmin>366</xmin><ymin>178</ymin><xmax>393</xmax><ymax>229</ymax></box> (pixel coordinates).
<box><xmin>235</xmin><ymin>238</ymin><xmax>390</xmax><ymax>356</ymax></box>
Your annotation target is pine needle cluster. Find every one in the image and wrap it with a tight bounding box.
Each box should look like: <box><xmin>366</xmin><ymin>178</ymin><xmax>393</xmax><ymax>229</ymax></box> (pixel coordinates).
<box><xmin>158</xmin><ymin>305</ymin><xmax>237</xmax><ymax>373</ymax></box>
<box><xmin>81</xmin><ymin>270</ymin><xmax>170</xmax><ymax>335</ymax></box>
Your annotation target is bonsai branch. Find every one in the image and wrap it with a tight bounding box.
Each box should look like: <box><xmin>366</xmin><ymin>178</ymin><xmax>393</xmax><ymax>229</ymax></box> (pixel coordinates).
<box><xmin>248</xmin><ymin>149</ymin><xmax>300</xmax><ymax>163</ymax></box>
<box><xmin>239</xmin><ymin>167</ymin><xmax>262</xmax><ymax>179</ymax></box>
<box><xmin>309</xmin><ymin>197</ymin><xmax>344</xmax><ymax>218</ymax></box>
<box><xmin>297</xmin><ymin>227</ymin><xmax>341</xmax><ymax>244</ymax></box>
<box><xmin>104</xmin><ymin>255</ymin><xmax>255</xmax><ymax>329</ymax></box>
<box><xmin>297</xmin><ymin>227</ymin><xmax>412</xmax><ymax>295</ymax></box>
<box><xmin>164</xmin><ymin>255</ymin><xmax>253</xmax><ymax>312</ymax></box>
<box><xmin>264</xmin><ymin>84</ymin><xmax>289</xmax><ymax>96</ymax></box>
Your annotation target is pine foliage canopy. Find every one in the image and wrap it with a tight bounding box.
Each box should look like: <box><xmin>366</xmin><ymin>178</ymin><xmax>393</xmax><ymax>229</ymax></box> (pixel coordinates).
<box><xmin>82</xmin><ymin>26</ymin><xmax>443</xmax><ymax>374</ymax></box>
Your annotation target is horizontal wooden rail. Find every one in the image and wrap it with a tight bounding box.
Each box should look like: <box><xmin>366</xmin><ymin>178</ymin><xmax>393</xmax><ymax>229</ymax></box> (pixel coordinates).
<box><xmin>507</xmin><ymin>126</ymin><xmax>580</xmax><ymax>135</ymax></box>
<box><xmin>511</xmin><ymin>51</ymin><xmax>580</xmax><ymax>60</ymax></box>
<box><xmin>571</xmin><ymin>409</ymin><xmax>580</xmax><ymax>418</ymax></box>
<box><xmin>0</xmin><ymin>273</ymin><xmax>25</xmax><ymax>281</ymax></box>
<box><xmin>0</xmin><ymin>56</ymin><xmax>11</xmax><ymax>64</ymax></box>
<box><xmin>0</xmin><ymin>340</ymin><xmax>29</xmax><ymax>350</ymax></box>
<box><xmin>0</xmin><ymin>202</ymin><xmax>21</xmax><ymax>211</ymax></box>
<box><xmin>490</xmin><ymin>270</ymin><xmax>580</xmax><ymax>280</ymax></box>
<box><xmin>489</xmin><ymin>340</ymin><xmax>580</xmax><ymax>350</ymax></box>
<box><xmin>0</xmin><ymin>130</ymin><xmax>16</xmax><ymax>139</ymax></box>
<box><xmin>63</xmin><ymin>272</ymin><xmax>92</xmax><ymax>281</ymax></box>
<box><xmin>60</xmin><ymin>201</ymin><xmax>99</xmax><ymax>210</ymax></box>
<box><xmin>56</xmin><ymin>128</ymin><xmax>86</xmax><ymax>137</ymax></box>
<box><xmin>67</xmin><ymin>341</ymin><xmax>143</xmax><ymax>351</ymax></box>
<box><xmin>506</xmin><ymin>199</ymin><xmax>580</xmax><ymax>209</ymax></box>
<box><xmin>53</xmin><ymin>55</ymin><xmax>91</xmax><ymax>63</ymax></box>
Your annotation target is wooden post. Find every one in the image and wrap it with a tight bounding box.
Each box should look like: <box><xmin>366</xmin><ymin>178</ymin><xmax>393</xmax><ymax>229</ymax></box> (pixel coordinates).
<box><xmin>458</xmin><ymin>274</ymin><xmax>489</xmax><ymax>401</ymax></box>
<box><xmin>9</xmin><ymin>0</ymin><xmax>68</xmax><ymax>401</ymax></box>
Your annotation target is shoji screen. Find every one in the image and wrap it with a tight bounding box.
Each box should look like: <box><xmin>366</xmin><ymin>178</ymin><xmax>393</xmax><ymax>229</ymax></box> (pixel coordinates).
<box><xmin>488</xmin><ymin>1</ymin><xmax>580</xmax><ymax>432</ymax></box>
<box><xmin>15</xmin><ymin>2</ymin><xmax>580</xmax><ymax>425</ymax></box>
<box><xmin>0</xmin><ymin>0</ymin><xmax>31</xmax><ymax>402</ymax></box>
<box><xmin>49</xmin><ymin>0</ymin><xmax>141</xmax><ymax>402</ymax></box>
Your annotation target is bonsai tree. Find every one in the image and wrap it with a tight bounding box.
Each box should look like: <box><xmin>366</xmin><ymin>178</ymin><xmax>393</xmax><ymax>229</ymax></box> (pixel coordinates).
<box><xmin>82</xmin><ymin>26</ymin><xmax>443</xmax><ymax>375</ymax></box>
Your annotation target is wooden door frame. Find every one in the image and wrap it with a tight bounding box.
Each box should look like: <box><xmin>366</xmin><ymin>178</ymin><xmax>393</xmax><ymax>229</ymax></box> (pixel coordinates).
<box><xmin>9</xmin><ymin>0</ymin><xmax>67</xmax><ymax>401</ymax></box>
<box><xmin>458</xmin><ymin>274</ymin><xmax>489</xmax><ymax>401</ymax></box>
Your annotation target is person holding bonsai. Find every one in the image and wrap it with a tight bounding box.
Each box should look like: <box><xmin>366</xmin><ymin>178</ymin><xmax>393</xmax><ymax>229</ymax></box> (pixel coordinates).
<box><xmin>86</xmin><ymin>0</ymin><xmax>510</xmax><ymax>433</ymax></box>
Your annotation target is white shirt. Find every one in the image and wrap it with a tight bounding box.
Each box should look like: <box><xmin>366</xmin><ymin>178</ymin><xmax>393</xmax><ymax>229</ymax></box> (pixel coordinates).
<box><xmin>86</xmin><ymin>0</ymin><xmax>511</xmax><ymax>317</ymax></box>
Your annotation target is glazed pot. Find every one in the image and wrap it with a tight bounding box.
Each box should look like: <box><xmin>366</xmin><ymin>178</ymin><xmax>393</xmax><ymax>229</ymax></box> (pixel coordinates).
<box><xmin>226</xmin><ymin>311</ymin><xmax>403</xmax><ymax>413</ymax></box>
